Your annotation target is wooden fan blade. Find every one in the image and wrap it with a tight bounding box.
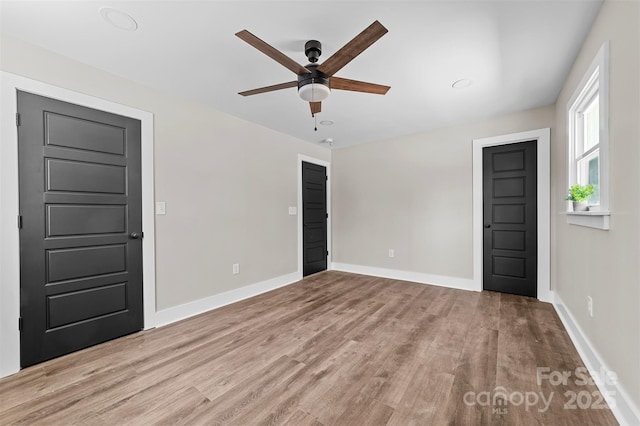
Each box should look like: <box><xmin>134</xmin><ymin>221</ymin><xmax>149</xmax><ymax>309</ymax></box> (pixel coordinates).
<box><xmin>310</xmin><ymin>102</ymin><xmax>321</xmax><ymax>115</ymax></box>
<box><xmin>239</xmin><ymin>81</ymin><xmax>298</xmax><ymax>96</ymax></box>
<box><xmin>236</xmin><ymin>30</ymin><xmax>311</xmax><ymax>75</ymax></box>
<box><xmin>317</xmin><ymin>21</ymin><xmax>388</xmax><ymax>76</ymax></box>
<box><xmin>330</xmin><ymin>77</ymin><xmax>390</xmax><ymax>95</ymax></box>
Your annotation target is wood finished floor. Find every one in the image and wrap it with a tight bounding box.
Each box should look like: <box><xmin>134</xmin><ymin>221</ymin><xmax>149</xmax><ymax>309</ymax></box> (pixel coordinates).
<box><xmin>0</xmin><ymin>271</ymin><xmax>617</xmax><ymax>425</ymax></box>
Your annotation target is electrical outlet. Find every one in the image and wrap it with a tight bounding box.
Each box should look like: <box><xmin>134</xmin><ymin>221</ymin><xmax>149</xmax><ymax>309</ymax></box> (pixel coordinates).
<box><xmin>233</xmin><ymin>263</ymin><xmax>240</xmax><ymax>275</ymax></box>
<box><xmin>388</xmin><ymin>249</ymin><xmax>395</xmax><ymax>258</ymax></box>
<box><xmin>587</xmin><ymin>296</ymin><xmax>593</xmax><ymax>317</ymax></box>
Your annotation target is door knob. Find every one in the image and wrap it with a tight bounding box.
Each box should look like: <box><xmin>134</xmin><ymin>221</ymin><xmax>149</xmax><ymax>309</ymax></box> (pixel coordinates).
<box><xmin>484</xmin><ymin>224</ymin><xmax>491</xmax><ymax>229</ymax></box>
<box><xmin>129</xmin><ymin>232</ymin><xmax>141</xmax><ymax>239</ymax></box>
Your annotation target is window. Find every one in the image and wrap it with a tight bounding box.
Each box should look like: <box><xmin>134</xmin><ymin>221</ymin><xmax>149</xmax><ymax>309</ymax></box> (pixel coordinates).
<box><xmin>567</xmin><ymin>42</ymin><xmax>610</xmax><ymax>229</ymax></box>
<box><xmin>577</xmin><ymin>93</ymin><xmax>600</xmax><ymax>204</ymax></box>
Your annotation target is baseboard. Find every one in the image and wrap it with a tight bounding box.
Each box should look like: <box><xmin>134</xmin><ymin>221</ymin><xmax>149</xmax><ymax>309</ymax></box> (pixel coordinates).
<box><xmin>331</xmin><ymin>262</ymin><xmax>478</xmax><ymax>292</ymax></box>
<box><xmin>154</xmin><ymin>272</ymin><xmax>301</xmax><ymax>327</ymax></box>
<box><xmin>553</xmin><ymin>293</ymin><xmax>640</xmax><ymax>426</ymax></box>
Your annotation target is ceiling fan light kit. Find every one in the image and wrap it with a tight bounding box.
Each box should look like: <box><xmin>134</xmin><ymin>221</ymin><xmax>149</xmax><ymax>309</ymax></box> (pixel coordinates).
<box><xmin>236</xmin><ymin>20</ymin><xmax>390</xmax><ymax>120</ymax></box>
<box><xmin>297</xmin><ymin>63</ymin><xmax>330</xmax><ymax>102</ymax></box>
<box><xmin>298</xmin><ymin>82</ymin><xmax>330</xmax><ymax>102</ymax></box>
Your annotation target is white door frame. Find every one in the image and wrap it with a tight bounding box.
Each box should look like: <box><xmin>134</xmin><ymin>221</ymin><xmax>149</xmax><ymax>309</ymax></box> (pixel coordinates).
<box><xmin>472</xmin><ymin>128</ymin><xmax>551</xmax><ymax>302</ymax></box>
<box><xmin>297</xmin><ymin>155</ymin><xmax>331</xmax><ymax>278</ymax></box>
<box><xmin>0</xmin><ymin>72</ymin><xmax>156</xmax><ymax>378</ymax></box>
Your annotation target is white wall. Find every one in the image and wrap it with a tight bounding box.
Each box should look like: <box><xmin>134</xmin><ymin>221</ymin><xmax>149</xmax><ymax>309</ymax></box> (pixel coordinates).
<box><xmin>332</xmin><ymin>105</ymin><xmax>554</xmax><ymax>281</ymax></box>
<box><xmin>551</xmin><ymin>0</ymin><xmax>640</xmax><ymax>415</ymax></box>
<box><xmin>0</xmin><ymin>35</ymin><xmax>330</xmax><ymax>312</ymax></box>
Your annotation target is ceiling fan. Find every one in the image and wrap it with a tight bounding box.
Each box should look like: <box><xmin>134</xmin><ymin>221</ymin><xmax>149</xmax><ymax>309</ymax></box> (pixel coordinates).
<box><xmin>236</xmin><ymin>20</ymin><xmax>390</xmax><ymax>117</ymax></box>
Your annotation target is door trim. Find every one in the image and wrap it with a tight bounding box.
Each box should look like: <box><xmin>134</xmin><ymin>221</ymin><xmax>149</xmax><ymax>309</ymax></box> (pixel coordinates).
<box><xmin>472</xmin><ymin>128</ymin><xmax>551</xmax><ymax>301</ymax></box>
<box><xmin>0</xmin><ymin>72</ymin><xmax>156</xmax><ymax>378</ymax></box>
<box><xmin>297</xmin><ymin>155</ymin><xmax>331</xmax><ymax>278</ymax></box>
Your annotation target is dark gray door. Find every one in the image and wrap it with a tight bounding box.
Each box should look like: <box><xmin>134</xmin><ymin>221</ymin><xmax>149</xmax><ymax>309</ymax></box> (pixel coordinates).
<box><xmin>302</xmin><ymin>161</ymin><xmax>327</xmax><ymax>277</ymax></box>
<box><xmin>483</xmin><ymin>141</ymin><xmax>537</xmax><ymax>298</ymax></box>
<box><xmin>18</xmin><ymin>91</ymin><xmax>143</xmax><ymax>367</ymax></box>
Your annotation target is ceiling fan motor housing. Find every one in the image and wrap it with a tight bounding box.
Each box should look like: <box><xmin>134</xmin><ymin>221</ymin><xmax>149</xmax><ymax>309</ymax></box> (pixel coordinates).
<box><xmin>298</xmin><ymin>64</ymin><xmax>330</xmax><ymax>101</ymax></box>
<box><xmin>304</xmin><ymin>40</ymin><xmax>322</xmax><ymax>63</ymax></box>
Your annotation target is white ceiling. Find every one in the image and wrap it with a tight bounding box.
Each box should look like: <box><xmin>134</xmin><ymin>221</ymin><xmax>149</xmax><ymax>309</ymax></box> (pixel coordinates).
<box><xmin>1</xmin><ymin>0</ymin><xmax>602</xmax><ymax>148</ymax></box>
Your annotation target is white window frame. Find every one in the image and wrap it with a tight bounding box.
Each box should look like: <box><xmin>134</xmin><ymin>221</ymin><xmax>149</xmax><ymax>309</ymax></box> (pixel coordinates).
<box><xmin>566</xmin><ymin>41</ymin><xmax>610</xmax><ymax>230</ymax></box>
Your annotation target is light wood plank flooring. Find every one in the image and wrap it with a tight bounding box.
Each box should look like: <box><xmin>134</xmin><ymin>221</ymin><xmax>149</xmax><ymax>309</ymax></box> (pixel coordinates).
<box><xmin>0</xmin><ymin>271</ymin><xmax>618</xmax><ymax>425</ymax></box>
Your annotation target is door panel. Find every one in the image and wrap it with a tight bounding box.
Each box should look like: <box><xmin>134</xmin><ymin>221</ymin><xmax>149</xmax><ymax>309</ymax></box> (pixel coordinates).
<box><xmin>493</xmin><ymin>256</ymin><xmax>526</xmax><ymax>278</ymax></box>
<box><xmin>483</xmin><ymin>141</ymin><xmax>537</xmax><ymax>297</ymax></box>
<box><xmin>493</xmin><ymin>231</ymin><xmax>525</xmax><ymax>251</ymax></box>
<box><xmin>493</xmin><ymin>204</ymin><xmax>525</xmax><ymax>223</ymax></box>
<box><xmin>46</xmin><ymin>159</ymin><xmax>126</xmax><ymax>193</ymax></box>
<box><xmin>302</xmin><ymin>162</ymin><xmax>327</xmax><ymax>277</ymax></box>
<box><xmin>493</xmin><ymin>177</ymin><xmax>525</xmax><ymax>197</ymax></box>
<box><xmin>46</xmin><ymin>112</ymin><xmax>126</xmax><ymax>155</ymax></box>
<box><xmin>47</xmin><ymin>245</ymin><xmax>127</xmax><ymax>282</ymax></box>
<box><xmin>47</xmin><ymin>205</ymin><xmax>126</xmax><ymax>236</ymax></box>
<box><xmin>18</xmin><ymin>91</ymin><xmax>143</xmax><ymax>367</ymax></box>
<box><xmin>47</xmin><ymin>283</ymin><xmax>127</xmax><ymax>329</ymax></box>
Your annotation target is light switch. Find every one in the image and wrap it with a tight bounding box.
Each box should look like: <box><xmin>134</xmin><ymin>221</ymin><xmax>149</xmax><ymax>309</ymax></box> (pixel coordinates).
<box><xmin>288</xmin><ymin>206</ymin><xmax>297</xmax><ymax>215</ymax></box>
<box><xmin>156</xmin><ymin>202</ymin><xmax>166</xmax><ymax>215</ymax></box>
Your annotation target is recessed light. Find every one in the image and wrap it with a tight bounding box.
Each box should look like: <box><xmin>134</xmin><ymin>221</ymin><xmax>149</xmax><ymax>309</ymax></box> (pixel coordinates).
<box><xmin>320</xmin><ymin>120</ymin><xmax>334</xmax><ymax>126</ymax></box>
<box><xmin>100</xmin><ymin>7</ymin><xmax>138</xmax><ymax>31</ymax></box>
<box><xmin>452</xmin><ymin>79</ymin><xmax>472</xmax><ymax>89</ymax></box>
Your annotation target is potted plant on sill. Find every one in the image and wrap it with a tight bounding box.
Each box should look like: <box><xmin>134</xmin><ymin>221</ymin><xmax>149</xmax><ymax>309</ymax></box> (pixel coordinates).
<box><xmin>566</xmin><ymin>184</ymin><xmax>595</xmax><ymax>212</ymax></box>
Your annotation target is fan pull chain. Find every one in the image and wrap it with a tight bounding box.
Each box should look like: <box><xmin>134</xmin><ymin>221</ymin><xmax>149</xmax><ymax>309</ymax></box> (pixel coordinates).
<box><xmin>312</xmin><ymin>77</ymin><xmax>317</xmax><ymax>130</ymax></box>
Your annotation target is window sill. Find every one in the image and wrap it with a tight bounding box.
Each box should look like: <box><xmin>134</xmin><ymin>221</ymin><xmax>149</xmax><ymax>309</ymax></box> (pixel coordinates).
<box><xmin>565</xmin><ymin>210</ymin><xmax>610</xmax><ymax>230</ymax></box>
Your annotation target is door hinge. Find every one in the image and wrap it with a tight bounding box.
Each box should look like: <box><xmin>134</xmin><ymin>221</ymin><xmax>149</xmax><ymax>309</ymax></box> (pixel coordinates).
<box><xmin>326</xmin><ymin>250</ymin><xmax>329</xmax><ymax>256</ymax></box>
<box><xmin>325</xmin><ymin>175</ymin><xmax>328</xmax><ymax>181</ymax></box>
<box><xmin>18</xmin><ymin>317</ymin><xmax>23</xmax><ymax>331</ymax></box>
<box><xmin>17</xmin><ymin>215</ymin><xmax>23</xmax><ymax>229</ymax></box>
<box><xmin>326</xmin><ymin>213</ymin><xmax>329</xmax><ymax>218</ymax></box>
<box><xmin>16</xmin><ymin>113</ymin><xmax>21</xmax><ymax>127</ymax></box>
